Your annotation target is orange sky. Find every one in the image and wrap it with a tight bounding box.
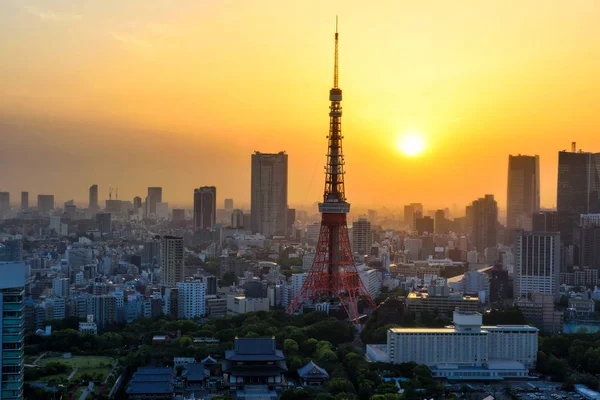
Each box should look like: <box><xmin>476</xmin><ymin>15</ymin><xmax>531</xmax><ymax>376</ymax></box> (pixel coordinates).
<box><xmin>1</xmin><ymin>1</ymin><xmax>600</xmax><ymax>212</ymax></box>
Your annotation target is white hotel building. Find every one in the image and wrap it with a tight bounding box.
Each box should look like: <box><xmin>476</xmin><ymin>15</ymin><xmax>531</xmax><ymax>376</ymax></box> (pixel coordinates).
<box><xmin>381</xmin><ymin>310</ymin><xmax>538</xmax><ymax>380</ymax></box>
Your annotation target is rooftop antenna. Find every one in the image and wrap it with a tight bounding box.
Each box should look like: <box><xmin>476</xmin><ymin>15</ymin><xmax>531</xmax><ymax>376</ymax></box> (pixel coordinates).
<box><xmin>333</xmin><ymin>15</ymin><xmax>339</xmax><ymax>89</ymax></box>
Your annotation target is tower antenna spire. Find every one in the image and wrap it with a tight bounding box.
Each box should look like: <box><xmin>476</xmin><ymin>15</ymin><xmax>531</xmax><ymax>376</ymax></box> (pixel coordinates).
<box><xmin>334</xmin><ymin>16</ymin><xmax>339</xmax><ymax>89</ymax></box>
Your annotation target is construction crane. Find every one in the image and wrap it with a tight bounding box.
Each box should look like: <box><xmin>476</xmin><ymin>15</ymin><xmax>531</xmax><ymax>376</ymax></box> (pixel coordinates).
<box><xmin>109</xmin><ymin>187</ymin><xmax>113</xmax><ymax>201</ymax></box>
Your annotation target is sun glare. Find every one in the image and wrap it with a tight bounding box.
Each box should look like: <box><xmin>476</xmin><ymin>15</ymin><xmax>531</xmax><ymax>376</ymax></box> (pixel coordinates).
<box><xmin>397</xmin><ymin>133</ymin><xmax>426</xmax><ymax>157</ymax></box>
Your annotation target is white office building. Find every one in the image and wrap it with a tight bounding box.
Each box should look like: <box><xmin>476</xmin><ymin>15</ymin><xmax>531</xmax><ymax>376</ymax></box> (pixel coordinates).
<box><xmin>302</xmin><ymin>252</ymin><xmax>315</xmax><ymax>271</ymax></box>
<box><xmin>176</xmin><ymin>281</ymin><xmax>206</xmax><ymax>319</ymax></box>
<box><xmin>514</xmin><ymin>231</ymin><xmax>560</xmax><ymax>299</ymax></box>
<box><xmin>385</xmin><ymin>310</ymin><xmax>538</xmax><ymax>380</ymax></box>
<box><xmin>291</xmin><ymin>273</ymin><xmax>307</xmax><ymax>299</ymax></box>
<box><xmin>358</xmin><ymin>265</ymin><xmax>380</xmax><ymax>299</ymax></box>
<box><xmin>52</xmin><ymin>278</ymin><xmax>70</xmax><ymax>298</ymax></box>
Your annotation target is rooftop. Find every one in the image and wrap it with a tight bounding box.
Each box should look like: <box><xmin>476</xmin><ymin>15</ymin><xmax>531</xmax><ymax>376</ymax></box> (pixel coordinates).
<box><xmin>407</xmin><ymin>292</ymin><xmax>478</xmax><ymax>301</ymax></box>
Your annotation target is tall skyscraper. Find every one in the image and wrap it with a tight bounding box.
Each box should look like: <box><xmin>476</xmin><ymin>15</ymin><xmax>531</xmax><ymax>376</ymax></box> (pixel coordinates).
<box><xmin>161</xmin><ymin>236</ymin><xmax>184</xmax><ymax>286</ymax></box>
<box><xmin>193</xmin><ymin>186</ymin><xmax>217</xmax><ymax>230</ymax></box>
<box><xmin>434</xmin><ymin>209</ymin><xmax>446</xmax><ymax>234</ymax></box>
<box><xmin>404</xmin><ymin>203</ymin><xmax>423</xmax><ymax>230</ymax></box>
<box><xmin>352</xmin><ymin>217</ymin><xmax>372</xmax><ymax>255</ymax></box>
<box><xmin>133</xmin><ymin>196</ymin><xmax>142</xmax><ymax>212</ymax></box>
<box><xmin>532</xmin><ymin>211</ymin><xmax>559</xmax><ymax>232</ymax></box>
<box><xmin>231</xmin><ymin>209</ymin><xmax>244</xmax><ymax>228</ymax></box>
<box><xmin>514</xmin><ymin>230</ymin><xmax>560</xmax><ymax>299</ymax></box>
<box><xmin>507</xmin><ymin>155</ymin><xmax>540</xmax><ymax>240</ymax></box>
<box><xmin>20</xmin><ymin>192</ymin><xmax>28</xmax><ymax>211</ymax></box>
<box><xmin>147</xmin><ymin>187</ymin><xmax>163</xmax><ymax>216</ymax></box>
<box><xmin>89</xmin><ymin>184</ymin><xmax>99</xmax><ymax>210</ymax></box>
<box><xmin>557</xmin><ymin>149</ymin><xmax>600</xmax><ymax>244</ymax></box>
<box><xmin>250</xmin><ymin>151</ymin><xmax>288</xmax><ymax>237</ymax></box>
<box><xmin>224</xmin><ymin>198</ymin><xmax>234</xmax><ymax>211</ymax></box>
<box><xmin>576</xmin><ymin>214</ymin><xmax>600</xmax><ymax>270</ymax></box>
<box><xmin>37</xmin><ymin>194</ymin><xmax>54</xmax><ymax>213</ymax></box>
<box><xmin>0</xmin><ymin>192</ymin><xmax>9</xmax><ymax>214</ymax></box>
<box><xmin>0</xmin><ymin>262</ymin><xmax>26</xmax><ymax>400</ymax></box>
<box><xmin>470</xmin><ymin>195</ymin><xmax>498</xmax><ymax>253</ymax></box>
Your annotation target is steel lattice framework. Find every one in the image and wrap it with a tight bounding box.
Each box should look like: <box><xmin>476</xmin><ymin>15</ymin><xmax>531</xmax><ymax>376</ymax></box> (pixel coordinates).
<box><xmin>286</xmin><ymin>19</ymin><xmax>376</xmax><ymax>322</ymax></box>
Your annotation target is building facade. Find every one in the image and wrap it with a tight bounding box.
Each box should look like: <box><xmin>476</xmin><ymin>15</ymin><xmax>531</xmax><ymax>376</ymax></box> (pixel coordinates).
<box><xmin>0</xmin><ymin>262</ymin><xmax>26</xmax><ymax>400</ymax></box>
<box><xmin>89</xmin><ymin>184</ymin><xmax>99</xmax><ymax>210</ymax></box>
<box><xmin>250</xmin><ymin>152</ymin><xmax>288</xmax><ymax>237</ymax></box>
<box><xmin>387</xmin><ymin>311</ymin><xmax>538</xmax><ymax>379</ymax></box>
<box><xmin>470</xmin><ymin>195</ymin><xmax>498</xmax><ymax>253</ymax></box>
<box><xmin>176</xmin><ymin>281</ymin><xmax>206</xmax><ymax>319</ymax></box>
<box><xmin>352</xmin><ymin>218</ymin><xmax>372</xmax><ymax>255</ymax></box>
<box><xmin>147</xmin><ymin>187</ymin><xmax>163</xmax><ymax>216</ymax></box>
<box><xmin>514</xmin><ymin>231</ymin><xmax>560</xmax><ymax>299</ymax></box>
<box><xmin>193</xmin><ymin>186</ymin><xmax>217</xmax><ymax>230</ymax></box>
<box><xmin>161</xmin><ymin>236</ymin><xmax>184</xmax><ymax>286</ymax></box>
<box><xmin>507</xmin><ymin>155</ymin><xmax>540</xmax><ymax>242</ymax></box>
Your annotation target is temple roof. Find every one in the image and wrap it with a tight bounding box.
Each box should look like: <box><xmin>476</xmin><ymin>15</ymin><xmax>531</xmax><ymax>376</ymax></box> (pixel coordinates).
<box><xmin>225</xmin><ymin>338</ymin><xmax>285</xmax><ymax>361</ymax></box>
<box><xmin>297</xmin><ymin>361</ymin><xmax>329</xmax><ymax>379</ymax></box>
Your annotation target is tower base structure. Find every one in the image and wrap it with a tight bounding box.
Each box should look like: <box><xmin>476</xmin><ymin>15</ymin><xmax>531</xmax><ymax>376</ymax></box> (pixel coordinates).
<box><xmin>287</xmin><ymin>212</ymin><xmax>376</xmax><ymax>322</ymax></box>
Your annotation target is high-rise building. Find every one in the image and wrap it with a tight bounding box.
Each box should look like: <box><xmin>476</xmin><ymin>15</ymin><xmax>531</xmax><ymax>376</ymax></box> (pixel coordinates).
<box><xmin>161</xmin><ymin>236</ymin><xmax>184</xmax><ymax>286</ymax></box>
<box><xmin>0</xmin><ymin>192</ymin><xmax>10</xmax><ymax>214</ymax></box>
<box><xmin>286</xmin><ymin>208</ymin><xmax>296</xmax><ymax>238</ymax></box>
<box><xmin>90</xmin><ymin>295</ymin><xmax>116</xmax><ymax>332</ymax></box>
<box><xmin>514</xmin><ymin>230</ymin><xmax>560</xmax><ymax>299</ymax></box>
<box><xmin>576</xmin><ymin>214</ymin><xmax>600</xmax><ymax>269</ymax></box>
<box><xmin>89</xmin><ymin>184</ymin><xmax>99</xmax><ymax>210</ymax></box>
<box><xmin>532</xmin><ymin>211</ymin><xmax>559</xmax><ymax>232</ymax></box>
<box><xmin>52</xmin><ymin>278</ymin><xmax>70</xmax><ymax>298</ymax></box>
<box><xmin>37</xmin><ymin>194</ymin><xmax>54</xmax><ymax>213</ymax></box>
<box><xmin>415</xmin><ymin>216</ymin><xmax>434</xmax><ymax>235</ymax></box>
<box><xmin>557</xmin><ymin>149</ymin><xmax>600</xmax><ymax>244</ymax></box>
<box><xmin>404</xmin><ymin>203</ymin><xmax>423</xmax><ymax>230</ymax></box>
<box><xmin>224</xmin><ymin>198</ymin><xmax>234</xmax><ymax>211</ymax></box>
<box><xmin>20</xmin><ymin>192</ymin><xmax>28</xmax><ymax>211</ymax></box>
<box><xmin>470</xmin><ymin>195</ymin><xmax>498</xmax><ymax>253</ymax></box>
<box><xmin>147</xmin><ymin>187</ymin><xmax>163</xmax><ymax>216</ymax></box>
<box><xmin>0</xmin><ymin>262</ymin><xmax>26</xmax><ymax>400</ymax></box>
<box><xmin>193</xmin><ymin>186</ymin><xmax>217</xmax><ymax>230</ymax></box>
<box><xmin>251</xmin><ymin>151</ymin><xmax>288</xmax><ymax>237</ymax></box>
<box><xmin>434</xmin><ymin>209</ymin><xmax>446</xmax><ymax>234</ymax></box>
<box><xmin>95</xmin><ymin>213</ymin><xmax>112</xmax><ymax>234</ymax></box>
<box><xmin>176</xmin><ymin>281</ymin><xmax>206</xmax><ymax>319</ymax></box>
<box><xmin>156</xmin><ymin>202</ymin><xmax>169</xmax><ymax>220</ymax></box>
<box><xmin>352</xmin><ymin>218</ymin><xmax>372</xmax><ymax>255</ymax></box>
<box><xmin>133</xmin><ymin>196</ymin><xmax>142</xmax><ymax>212</ymax></box>
<box><xmin>231</xmin><ymin>209</ymin><xmax>244</xmax><ymax>228</ymax></box>
<box><xmin>507</xmin><ymin>155</ymin><xmax>540</xmax><ymax>241</ymax></box>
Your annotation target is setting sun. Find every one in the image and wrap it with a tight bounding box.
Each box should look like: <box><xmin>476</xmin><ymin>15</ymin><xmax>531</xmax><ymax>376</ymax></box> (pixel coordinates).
<box><xmin>397</xmin><ymin>133</ymin><xmax>426</xmax><ymax>157</ymax></box>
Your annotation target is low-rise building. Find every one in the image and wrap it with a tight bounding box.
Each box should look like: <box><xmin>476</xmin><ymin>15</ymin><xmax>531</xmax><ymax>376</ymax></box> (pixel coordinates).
<box><xmin>79</xmin><ymin>315</ymin><xmax>98</xmax><ymax>335</ymax></box>
<box><xmin>515</xmin><ymin>292</ymin><xmax>563</xmax><ymax>334</ymax></box>
<box><xmin>126</xmin><ymin>367</ymin><xmax>175</xmax><ymax>400</ymax></box>
<box><xmin>386</xmin><ymin>310</ymin><xmax>538</xmax><ymax>380</ymax></box>
<box><xmin>227</xmin><ymin>295</ymin><xmax>270</xmax><ymax>315</ymax></box>
<box><xmin>297</xmin><ymin>360</ymin><xmax>329</xmax><ymax>388</ymax></box>
<box><xmin>405</xmin><ymin>291</ymin><xmax>479</xmax><ymax>317</ymax></box>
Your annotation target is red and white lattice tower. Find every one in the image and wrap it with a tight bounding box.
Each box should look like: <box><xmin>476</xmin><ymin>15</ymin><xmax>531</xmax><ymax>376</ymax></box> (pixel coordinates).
<box><xmin>286</xmin><ymin>19</ymin><xmax>376</xmax><ymax>322</ymax></box>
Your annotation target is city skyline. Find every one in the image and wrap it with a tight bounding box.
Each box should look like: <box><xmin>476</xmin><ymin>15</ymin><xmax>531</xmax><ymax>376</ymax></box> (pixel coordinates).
<box><xmin>2</xmin><ymin>1</ymin><xmax>600</xmax><ymax>209</ymax></box>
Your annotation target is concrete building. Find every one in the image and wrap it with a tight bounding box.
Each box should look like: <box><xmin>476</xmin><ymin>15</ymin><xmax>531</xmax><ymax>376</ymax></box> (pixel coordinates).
<box><xmin>161</xmin><ymin>236</ymin><xmax>184</xmax><ymax>286</ymax></box>
<box><xmin>226</xmin><ymin>295</ymin><xmax>270</xmax><ymax>315</ymax></box>
<box><xmin>133</xmin><ymin>196</ymin><xmax>142</xmax><ymax>212</ymax></box>
<box><xmin>461</xmin><ymin>270</ymin><xmax>490</xmax><ymax>300</ymax></box>
<box><xmin>386</xmin><ymin>310</ymin><xmax>538</xmax><ymax>379</ymax></box>
<box><xmin>79</xmin><ymin>315</ymin><xmax>98</xmax><ymax>335</ymax></box>
<box><xmin>359</xmin><ymin>265</ymin><xmax>380</xmax><ymax>299</ymax></box>
<box><xmin>415</xmin><ymin>216</ymin><xmax>434</xmax><ymax>235</ymax></box>
<box><xmin>231</xmin><ymin>209</ymin><xmax>244</xmax><ymax>228</ymax></box>
<box><xmin>404</xmin><ymin>238</ymin><xmax>423</xmax><ymax>262</ymax></box>
<box><xmin>224</xmin><ymin>198</ymin><xmax>234</xmax><ymax>211</ymax></box>
<box><xmin>0</xmin><ymin>192</ymin><xmax>9</xmax><ymax>214</ymax></box>
<box><xmin>20</xmin><ymin>192</ymin><xmax>28</xmax><ymax>211</ymax></box>
<box><xmin>507</xmin><ymin>155</ymin><xmax>540</xmax><ymax>242</ymax></box>
<box><xmin>405</xmin><ymin>291</ymin><xmax>480</xmax><ymax>317</ymax></box>
<box><xmin>557</xmin><ymin>149</ymin><xmax>600</xmax><ymax>244</ymax></box>
<box><xmin>37</xmin><ymin>194</ymin><xmax>54</xmax><ymax>213</ymax></box>
<box><xmin>0</xmin><ymin>262</ymin><xmax>26</xmax><ymax>400</ymax></box>
<box><xmin>302</xmin><ymin>252</ymin><xmax>315</xmax><ymax>271</ymax></box>
<box><xmin>515</xmin><ymin>293</ymin><xmax>563</xmax><ymax>334</ymax></box>
<box><xmin>404</xmin><ymin>203</ymin><xmax>424</xmax><ymax>230</ymax></box>
<box><xmin>89</xmin><ymin>184</ymin><xmax>99</xmax><ymax>210</ymax></box>
<box><xmin>352</xmin><ymin>218</ymin><xmax>372</xmax><ymax>255</ymax></box>
<box><xmin>176</xmin><ymin>281</ymin><xmax>206</xmax><ymax>319</ymax></box>
<box><xmin>156</xmin><ymin>202</ymin><xmax>169</xmax><ymax>220</ymax></box>
<box><xmin>51</xmin><ymin>278</ymin><xmax>69</xmax><ymax>298</ymax></box>
<box><xmin>95</xmin><ymin>212</ymin><xmax>112</xmax><ymax>235</ymax></box>
<box><xmin>147</xmin><ymin>187</ymin><xmax>162</xmax><ymax>216</ymax></box>
<box><xmin>90</xmin><ymin>295</ymin><xmax>116</xmax><ymax>332</ymax></box>
<box><xmin>251</xmin><ymin>151</ymin><xmax>288</xmax><ymax>237</ymax></box>
<box><xmin>514</xmin><ymin>231</ymin><xmax>560</xmax><ymax>299</ymax></box>
<box><xmin>291</xmin><ymin>273</ymin><xmax>307</xmax><ymax>300</ymax></box>
<box><xmin>193</xmin><ymin>186</ymin><xmax>216</xmax><ymax>230</ymax></box>
<box><xmin>470</xmin><ymin>195</ymin><xmax>498</xmax><ymax>253</ymax></box>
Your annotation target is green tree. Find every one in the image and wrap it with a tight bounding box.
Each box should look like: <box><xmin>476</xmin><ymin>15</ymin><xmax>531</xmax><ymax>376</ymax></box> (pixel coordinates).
<box><xmin>284</xmin><ymin>339</ymin><xmax>300</xmax><ymax>355</ymax></box>
<box><xmin>327</xmin><ymin>378</ymin><xmax>357</xmax><ymax>395</ymax></box>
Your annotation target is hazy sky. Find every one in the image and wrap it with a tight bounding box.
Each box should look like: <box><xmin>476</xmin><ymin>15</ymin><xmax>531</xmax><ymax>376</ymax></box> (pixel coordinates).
<box><xmin>2</xmin><ymin>0</ymin><xmax>600</xmax><ymax>211</ymax></box>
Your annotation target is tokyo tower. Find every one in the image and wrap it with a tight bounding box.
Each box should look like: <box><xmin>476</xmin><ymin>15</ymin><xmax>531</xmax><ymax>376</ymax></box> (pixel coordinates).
<box><xmin>286</xmin><ymin>19</ymin><xmax>377</xmax><ymax>322</ymax></box>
